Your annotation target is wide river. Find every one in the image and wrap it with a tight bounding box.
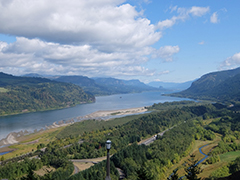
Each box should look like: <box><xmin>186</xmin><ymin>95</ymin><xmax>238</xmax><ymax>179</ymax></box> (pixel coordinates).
<box><xmin>0</xmin><ymin>91</ymin><xmax>192</xmax><ymax>140</ymax></box>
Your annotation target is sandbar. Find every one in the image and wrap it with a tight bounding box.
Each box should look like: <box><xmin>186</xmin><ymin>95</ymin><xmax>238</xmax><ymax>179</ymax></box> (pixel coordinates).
<box><xmin>0</xmin><ymin>106</ymin><xmax>148</xmax><ymax>148</ymax></box>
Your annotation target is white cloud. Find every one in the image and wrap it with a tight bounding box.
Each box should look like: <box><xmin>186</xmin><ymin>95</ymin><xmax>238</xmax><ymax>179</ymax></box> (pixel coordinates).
<box><xmin>1</xmin><ymin>2</ymin><xmax>212</xmax><ymax>80</ymax></box>
<box><xmin>169</xmin><ymin>5</ymin><xmax>178</xmax><ymax>13</ymax></box>
<box><xmin>0</xmin><ymin>0</ymin><xmax>166</xmax><ymax>78</ymax></box>
<box><xmin>210</xmin><ymin>12</ymin><xmax>219</xmax><ymax>23</ymax></box>
<box><xmin>157</xmin><ymin>6</ymin><xmax>210</xmax><ymax>30</ymax></box>
<box><xmin>189</xmin><ymin>6</ymin><xmax>210</xmax><ymax>17</ymax></box>
<box><xmin>210</xmin><ymin>8</ymin><xmax>227</xmax><ymax>24</ymax></box>
<box><xmin>221</xmin><ymin>52</ymin><xmax>240</xmax><ymax>69</ymax></box>
<box><xmin>0</xmin><ymin>0</ymin><xmax>160</xmax><ymax>50</ymax></box>
<box><xmin>153</xmin><ymin>46</ymin><xmax>180</xmax><ymax>62</ymax></box>
<box><xmin>0</xmin><ymin>37</ymin><xmax>156</xmax><ymax>77</ymax></box>
<box><xmin>198</xmin><ymin>41</ymin><xmax>205</xmax><ymax>45</ymax></box>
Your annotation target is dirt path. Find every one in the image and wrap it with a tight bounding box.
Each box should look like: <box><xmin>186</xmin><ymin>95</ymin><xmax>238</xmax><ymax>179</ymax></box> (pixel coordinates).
<box><xmin>73</xmin><ymin>164</ymin><xmax>80</xmax><ymax>174</ymax></box>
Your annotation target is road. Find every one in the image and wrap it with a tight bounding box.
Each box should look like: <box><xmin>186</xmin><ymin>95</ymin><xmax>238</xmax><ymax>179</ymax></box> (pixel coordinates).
<box><xmin>140</xmin><ymin>126</ymin><xmax>175</xmax><ymax>145</ymax></box>
<box><xmin>71</xmin><ymin>159</ymin><xmax>99</xmax><ymax>164</ymax></box>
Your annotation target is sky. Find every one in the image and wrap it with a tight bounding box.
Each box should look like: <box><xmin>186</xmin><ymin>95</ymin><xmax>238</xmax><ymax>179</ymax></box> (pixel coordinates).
<box><xmin>0</xmin><ymin>0</ymin><xmax>239</xmax><ymax>83</ymax></box>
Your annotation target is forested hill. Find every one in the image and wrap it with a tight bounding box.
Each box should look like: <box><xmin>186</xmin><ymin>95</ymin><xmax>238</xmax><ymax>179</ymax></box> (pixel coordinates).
<box><xmin>171</xmin><ymin>67</ymin><xmax>240</xmax><ymax>102</ymax></box>
<box><xmin>0</xmin><ymin>72</ymin><xmax>95</xmax><ymax>116</ymax></box>
<box><xmin>53</xmin><ymin>76</ymin><xmax>161</xmax><ymax>95</ymax></box>
<box><xmin>94</xmin><ymin>77</ymin><xmax>160</xmax><ymax>94</ymax></box>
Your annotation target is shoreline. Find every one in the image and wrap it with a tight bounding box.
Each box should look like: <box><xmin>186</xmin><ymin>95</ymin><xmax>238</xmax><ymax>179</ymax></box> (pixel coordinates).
<box><xmin>0</xmin><ymin>106</ymin><xmax>148</xmax><ymax>149</ymax></box>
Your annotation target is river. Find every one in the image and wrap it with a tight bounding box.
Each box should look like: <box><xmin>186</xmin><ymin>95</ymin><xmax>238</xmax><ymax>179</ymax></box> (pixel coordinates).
<box><xmin>0</xmin><ymin>91</ymin><xmax>192</xmax><ymax>140</ymax></box>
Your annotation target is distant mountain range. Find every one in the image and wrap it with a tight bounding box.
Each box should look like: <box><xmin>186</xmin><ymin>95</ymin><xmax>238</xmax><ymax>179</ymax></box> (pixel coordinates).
<box><xmin>172</xmin><ymin>67</ymin><xmax>240</xmax><ymax>102</ymax></box>
<box><xmin>24</xmin><ymin>74</ymin><xmax>164</xmax><ymax>95</ymax></box>
<box><xmin>147</xmin><ymin>80</ymin><xmax>194</xmax><ymax>91</ymax></box>
<box><xmin>53</xmin><ymin>76</ymin><xmax>161</xmax><ymax>95</ymax></box>
<box><xmin>0</xmin><ymin>72</ymin><xmax>95</xmax><ymax>116</ymax></box>
<box><xmin>24</xmin><ymin>74</ymin><xmax>196</xmax><ymax>95</ymax></box>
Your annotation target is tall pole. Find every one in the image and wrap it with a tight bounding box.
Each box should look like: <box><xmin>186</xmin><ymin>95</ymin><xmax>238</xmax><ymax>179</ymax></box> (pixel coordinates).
<box><xmin>105</xmin><ymin>140</ymin><xmax>111</xmax><ymax>180</ymax></box>
<box><xmin>106</xmin><ymin>149</ymin><xmax>111</xmax><ymax>180</ymax></box>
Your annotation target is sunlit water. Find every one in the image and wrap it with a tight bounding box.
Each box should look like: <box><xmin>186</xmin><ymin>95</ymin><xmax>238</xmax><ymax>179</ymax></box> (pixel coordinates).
<box><xmin>0</xmin><ymin>91</ymin><xmax>192</xmax><ymax>140</ymax></box>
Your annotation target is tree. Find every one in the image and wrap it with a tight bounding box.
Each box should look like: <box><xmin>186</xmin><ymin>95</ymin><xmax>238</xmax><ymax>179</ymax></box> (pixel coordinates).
<box><xmin>21</xmin><ymin>164</ymin><xmax>39</xmax><ymax>180</ymax></box>
<box><xmin>185</xmin><ymin>155</ymin><xmax>201</xmax><ymax>180</ymax></box>
<box><xmin>0</xmin><ymin>156</ymin><xmax>4</xmax><ymax>161</ymax></box>
<box><xmin>168</xmin><ymin>169</ymin><xmax>179</xmax><ymax>180</ymax></box>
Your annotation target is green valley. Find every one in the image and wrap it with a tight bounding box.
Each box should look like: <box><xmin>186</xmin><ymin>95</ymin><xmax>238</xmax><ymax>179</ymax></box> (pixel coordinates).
<box><xmin>2</xmin><ymin>101</ymin><xmax>240</xmax><ymax>179</ymax></box>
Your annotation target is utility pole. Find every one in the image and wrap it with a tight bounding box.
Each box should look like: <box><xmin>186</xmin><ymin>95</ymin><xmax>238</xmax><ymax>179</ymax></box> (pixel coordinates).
<box><xmin>105</xmin><ymin>139</ymin><xmax>111</xmax><ymax>180</ymax></box>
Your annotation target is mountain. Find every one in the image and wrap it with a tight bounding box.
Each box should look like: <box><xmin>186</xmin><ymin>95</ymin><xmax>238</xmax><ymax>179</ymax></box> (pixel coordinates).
<box><xmin>53</xmin><ymin>75</ymin><xmax>109</xmax><ymax>95</ymax></box>
<box><xmin>23</xmin><ymin>73</ymin><xmax>43</xmax><ymax>78</ymax></box>
<box><xmin>0</xmin><ymin>72</ymin><xmax>95</xmax><ymax>116</ymax></box>
<box><xmin>148</xmin><ymin>80</ymin><xmax>194</xmax><ymax>91</ymax></box>
<box><xmin>54</xmin><ymin>76</ymin><xmax>161</xmax><ymax>95</ymax></box>
<box><xmin>122</xmin><ymin>79</ymin><xmax>157</xmax><ymax>90</ymax></box>
<box><xmin>172</xmin><ymin>67</ymin><xmax>240</xmax><ymax>102</ymax></box>
<box><xmin>94</xmin><ymin>77</ymin><xmax>160</xmax><ymax>94</ymax></box>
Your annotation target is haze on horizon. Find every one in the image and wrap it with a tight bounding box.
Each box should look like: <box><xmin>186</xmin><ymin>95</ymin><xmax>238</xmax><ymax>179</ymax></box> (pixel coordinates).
<box><xmin>0</xmin><ymin>0</ymin><xmax>239</xmax><ymax>83</ymax></box>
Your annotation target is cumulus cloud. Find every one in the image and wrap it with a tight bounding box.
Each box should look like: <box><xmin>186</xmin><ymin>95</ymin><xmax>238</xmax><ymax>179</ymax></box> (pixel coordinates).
<box><xmin>220</xmin><ymin>52</ymin><xmax>240</xmax><ymax>69</ymax></box>
<box><xmin>0</xmin><ymin>37</ymin><xmax>156</xmax><ymax>77</ymax></box>
<box><xmin>210</xmin><ymin>12</ymin><xmax>219</xmax><ymax>23</ymax></box>
<box><xmin>157</xmin><ymin>6</ymin><xmax>209</xmax><ymax>30</ymax></box>
<box><xmin>0</xmin><ymin>0</ymin><xmax>164</xmax><ymax>77</ymax></box>
<box><xmin>153</xmin><ymin>46</ymin><xmax>180</xmax><ymax>62</ymax></box>
<box><xmin>0</xmin><ymin>0</ymin><xmax>160</xmax><ymax>49</ymax></box>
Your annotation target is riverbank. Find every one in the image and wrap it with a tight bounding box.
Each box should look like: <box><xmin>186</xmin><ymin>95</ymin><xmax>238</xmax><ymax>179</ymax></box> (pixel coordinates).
<box><xmin>0</xmin><ymin>106</ymin><xmax>148</xmax><ymax>149</ymax></box>
<box><xmin>75</xmin><ymin>107</ymin><xmax>147</xmax><ymax>121</ymax></box>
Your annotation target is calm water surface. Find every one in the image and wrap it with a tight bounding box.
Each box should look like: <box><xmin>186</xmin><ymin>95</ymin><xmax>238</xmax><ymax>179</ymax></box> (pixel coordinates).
<box><xmin>0</xmin><ymin>91</ymin><xmax>192</xmax><ymax>140</ymax></box>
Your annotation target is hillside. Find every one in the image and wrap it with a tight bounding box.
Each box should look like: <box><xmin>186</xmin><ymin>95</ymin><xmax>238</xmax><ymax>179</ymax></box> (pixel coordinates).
<box><xmin>0</xmin><ymin>72</ymin><xmax>95</xmax><ymax>116</ymax></box>
<box><xmin>53</xmin><ymin>75</ymin><xmax>109</xmax><ymax>95</ymax></box>
<box><xmin>94</xmin><ymin>77</ymin><xmax>160</xmax><ymax>94</ymax></box>
<box><xmin>53</xmin><ymin>76</ymin><xmax>160</xmax><ymax>95</ymax></box>
<box><xmin>171</xmin><ymin>67</ymin><xmax>240</xmax><ymax>102</ymax></box>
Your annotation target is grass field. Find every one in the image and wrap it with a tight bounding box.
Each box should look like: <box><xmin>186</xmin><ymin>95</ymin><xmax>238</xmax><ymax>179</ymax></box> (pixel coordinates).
<box><xmin>220</xmin><ymin>151</ymin><xmax>240</xmax><ymax>162</ymax></box>
<box><xmin>198</xmin><ymin>151</ymin><xmax>240</xmax><ymax>179</ymax></box>
<box><xmin>2</xmin><ymin>127</ymin><xmax>66</xmax><ymax>159</ymax></box>
<box><xmin>0</xmin><ymin>87</ymin><xmax>8</xmax><ymax>93</ymax></box>
<box><xmin>34</xmin><ymin>166</ymin><xmax>56</xmax><ymax>176</ymax></box>
<box><xmin>165</xmin><ymin>134</ymin><xmax>223</xmax><ymax>179</ymax></box>
<box><xmin>73</xmin><ymin>162</ymin><xmax>94</xmax><ymax>171</ymax></box>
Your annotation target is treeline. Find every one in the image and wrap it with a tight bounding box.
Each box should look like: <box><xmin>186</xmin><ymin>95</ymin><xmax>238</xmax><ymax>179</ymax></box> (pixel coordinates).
<box><xmin>0</xmin><ymin>148</ymin><xmax>74</xmax><ymax>180</ymax></box>
<box><xmin>208</xmin><ymin>156</ymin><xmax>240</xmax><ymax>179</ymax></box>
<box><xmin>148</xmin><ymin>100</ymin><xmax>198</xmax><ymax>111</ymax></box>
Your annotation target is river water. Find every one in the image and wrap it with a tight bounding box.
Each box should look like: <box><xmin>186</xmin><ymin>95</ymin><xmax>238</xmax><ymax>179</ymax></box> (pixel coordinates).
<box><xmin>0</xmin><ymin>91</ymin><xmax>192</xmax><ymax>140</ymax></box>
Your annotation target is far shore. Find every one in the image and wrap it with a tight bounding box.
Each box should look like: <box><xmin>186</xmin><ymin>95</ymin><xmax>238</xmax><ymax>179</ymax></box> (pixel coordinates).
<box><xmin>0</xmin><ymin>106</ymin><xmax>148</xmax><ymax>150</ymax></box>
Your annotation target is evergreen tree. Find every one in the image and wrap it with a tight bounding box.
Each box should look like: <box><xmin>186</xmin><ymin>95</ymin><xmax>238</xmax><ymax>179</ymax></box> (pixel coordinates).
<box><xmin>21</xmin><ymin>164</ymin><xmax>39</xmax><ymax>180</ymax></box>
<box><xmin>168</xmin><ymin>169</ymin><xmax>179</xmax><ymax>180</ymax></box>
<box><xmin>185</xmin><ymin>155</ymin><xmax>201</xmax><ymax>180</ymax></box>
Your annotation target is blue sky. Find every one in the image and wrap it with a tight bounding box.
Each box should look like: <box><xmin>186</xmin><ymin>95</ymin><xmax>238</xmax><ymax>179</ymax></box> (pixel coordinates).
<box><xmin>0</xmin><ymin>0</ymin><xmax>239</xmax><ymax>83</ymax></box>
